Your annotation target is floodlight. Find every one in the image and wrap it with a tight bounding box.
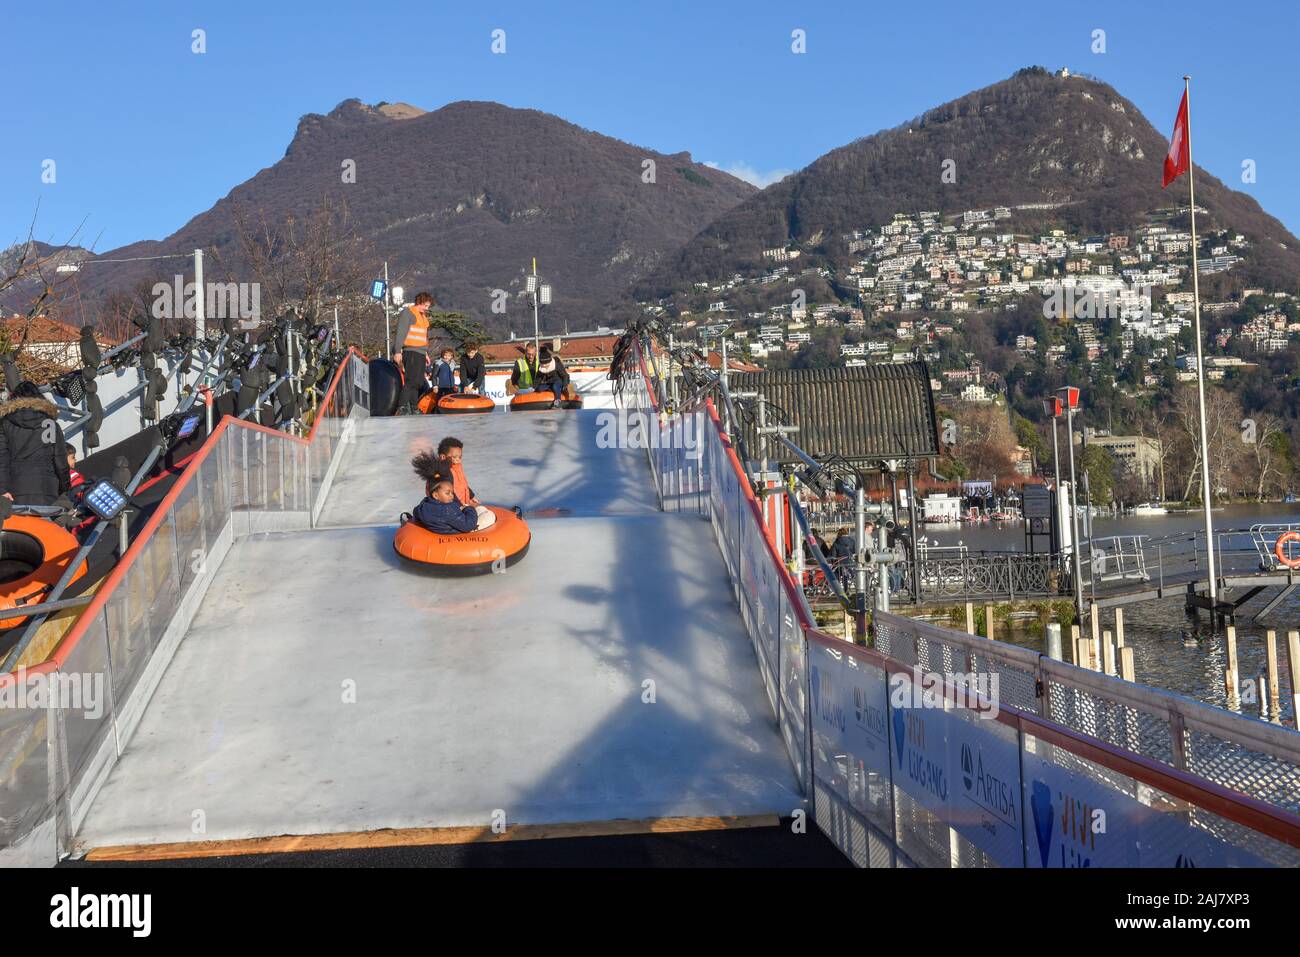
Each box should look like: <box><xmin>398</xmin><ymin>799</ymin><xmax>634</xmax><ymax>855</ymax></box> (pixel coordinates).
<box><xmin>540</xmin><ymin>284</ymin><xmax>552</xmax><ymax>305</ymax></box>
<box><xmin>83</xmin><ymin>480</ymin><xmax>129</xmax><ymax>522</ymax></box>
<box><xmin>391</xmin><ymin>286</ymin><xmax>405</xmax><ymax>306</ymax></box>
<box><xmin>526</xmin><ymin>275</ymin><xmax>538</xmax><ymax>293</ymax></box>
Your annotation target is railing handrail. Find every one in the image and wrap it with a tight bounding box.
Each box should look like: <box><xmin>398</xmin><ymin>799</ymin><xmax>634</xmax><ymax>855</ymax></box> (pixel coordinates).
<box><xmin>807</xmin><ymin>625</ymin><xmax>1300</xmax><ymax>851</ymax></box>
<box><xmin>0</xmin><ymin>347</ymin><xmax>366</xmax><ymax>686</ymax></box>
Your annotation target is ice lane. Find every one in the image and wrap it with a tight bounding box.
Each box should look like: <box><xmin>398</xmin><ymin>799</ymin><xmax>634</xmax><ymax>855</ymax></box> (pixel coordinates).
<box><xmin>73</xmin><ymin>410</ymin><xmax>801</xmax><ymax>852</ymax></box>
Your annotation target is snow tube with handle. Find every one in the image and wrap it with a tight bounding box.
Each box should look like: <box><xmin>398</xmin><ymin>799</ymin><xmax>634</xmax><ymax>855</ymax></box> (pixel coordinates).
<box><xmin>509</xmin><ymin>391</ymin><xmax>556</xmax><ymax>412</ymax></box>
<box><xmin>0</xmin><ymin>516</ymin><xmax>88</xmax><ymax>630</ymax></box>
<box><xmin>393</xmin><ymin>506</ymin><xmax>530</xmax><ymax>576</ymax></box>
<box><xmin>438</xmin><ymin>392</ymin><xmax>494</xmax><ymax>414</ymax></box>
<box><xmin>368</xmin><ymin>359</ymin><xmax>402</xmax><ymax>417</ymax></box>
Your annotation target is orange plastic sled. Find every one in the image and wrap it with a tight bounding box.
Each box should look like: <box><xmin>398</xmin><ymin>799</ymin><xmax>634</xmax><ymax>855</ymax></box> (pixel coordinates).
<box><xmin>394</xmin><ymin>506</ymin><xmax>531</xmax><ymax>576</ymax></box>
<box><xmin>509</xmin><ymin>391</ymin><xmax>583</xmax><ymax>411</ymax></box>
<box><xmin>437</xmin><ymin>392</ymin><xmax>494</xmax><ymax>414</ymax></box>
<box><xmin>0</xmin><ymin>516</ymin><xmax>88</xmax><ymax>630</ymax></box>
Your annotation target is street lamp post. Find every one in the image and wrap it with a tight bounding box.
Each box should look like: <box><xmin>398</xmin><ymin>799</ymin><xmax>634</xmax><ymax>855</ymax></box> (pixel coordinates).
<box><xmin>1059</xmin><ymin>387</ymin><xmax>1085</xmax><ymax>622</ymax></box>
<box><xmin>526</xmin><ymin>258</ymin><xmax>552</xmax><ymax>357</ymax></box>
<box><xmin>1044</xmin><ymin>397</ymin><xmax>1063</xmax><ymax>554</ymax></box>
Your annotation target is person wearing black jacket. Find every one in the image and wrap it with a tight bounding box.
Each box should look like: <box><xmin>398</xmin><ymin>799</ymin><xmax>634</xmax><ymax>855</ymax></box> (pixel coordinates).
<box><xmin>458</xmin><ymin>342</ymin><xmax>486</xmax><ymax>394</ymax></box>
<box><xmin>0</xmin><ymin>381</ymin><xmax>72</xmax><ymax>505</ymax></box>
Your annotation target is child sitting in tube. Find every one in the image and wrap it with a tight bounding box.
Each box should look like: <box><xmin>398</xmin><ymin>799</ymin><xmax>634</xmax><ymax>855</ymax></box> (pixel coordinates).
<box><xmin>411</xmin><ymin>450</ymin><xmax>495</xmax><ymax>532</ymax></box>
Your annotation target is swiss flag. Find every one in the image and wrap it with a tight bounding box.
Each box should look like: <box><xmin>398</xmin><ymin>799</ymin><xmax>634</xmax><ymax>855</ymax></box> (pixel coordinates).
<box><xmin>1162</xmin><ymin>89</ymin><xmax>1190</xmax><ymax>188</ymax></box>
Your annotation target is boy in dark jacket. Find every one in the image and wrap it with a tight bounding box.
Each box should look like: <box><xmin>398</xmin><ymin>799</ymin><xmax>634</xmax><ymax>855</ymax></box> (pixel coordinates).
<box><xmin>413</xmin><ymin>479</ymin><xmax>478</xmax><ymax>534</ymax></box>
<box><xmin>0</xmin><ymin>381</ymin><xmax>71</xmax><ymax>505</ymax></box>
<box><xmin>433</xmin><ymin>347</ymin><xmax>457</xmax><ymax>398</ymax></box>
<box><xmin>458</xmin><ymin>341</ymin><xmax>486</xmax><ymax>394</ymax></box>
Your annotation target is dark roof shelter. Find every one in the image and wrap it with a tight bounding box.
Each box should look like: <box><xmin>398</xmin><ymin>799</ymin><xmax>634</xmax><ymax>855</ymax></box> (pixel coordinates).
<box><xmin>728</xmin><ymin>362</ymin><xmax>940</xmax><ymax>468</ymax></box>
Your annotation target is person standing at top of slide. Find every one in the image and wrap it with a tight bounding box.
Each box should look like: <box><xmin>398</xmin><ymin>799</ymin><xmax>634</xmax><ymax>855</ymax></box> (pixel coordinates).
<box><xmin>393</xmin><ymin>292</ymin><xmax>435</xmax><ymax>415</ymax></box>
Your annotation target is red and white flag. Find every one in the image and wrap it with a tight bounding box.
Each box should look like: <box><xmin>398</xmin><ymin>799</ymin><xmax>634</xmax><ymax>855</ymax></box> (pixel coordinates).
<box><xmin>1162</xmin><ymin>89</ymin><xmax>1190</xmax><ymax>188</ymax></box>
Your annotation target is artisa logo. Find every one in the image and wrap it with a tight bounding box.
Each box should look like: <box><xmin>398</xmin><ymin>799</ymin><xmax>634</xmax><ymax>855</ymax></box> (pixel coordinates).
<box><xmin>851</xmin><ymin>685</ymin><xmax>886</xmax><ymax>738</ymax></box>
<box><xmin>960</xmin><ymin>743</ymin><xmax>1018</xmax><ymax>826</ymax></box>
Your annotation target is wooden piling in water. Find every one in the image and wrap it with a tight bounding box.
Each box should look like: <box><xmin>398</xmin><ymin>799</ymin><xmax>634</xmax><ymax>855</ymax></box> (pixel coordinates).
<box><xmin>1090</xmin><ymin>604</ymin><xmax>1101</xmax><ymax>673</ymax></box>
<box><xmin>1266</xmin><ymin>630</ymin><xmax>1280</xmax><ymax>722</ymax></box>
<box><xmin>985</xmin><ymin>604</ymin><xmax>995</xmax><ymax>641</ymax></box>
<box><xmin>965</xmin><ymin>602</ymin><xmax>975</xmax><ymax>636</ymax></box>
<box><xmin>1071</xmin><ymin>624</ymin><xmax>1085</xmax><ymax>668</ymax></box>
<box><xmin>1103</xmin><ymin>630</ymin><xmax>1116</xmax><ymax>676</ymax></box>
<box><xmin>1225</xmin><ymin>625</ymin><xmax>1239</xmax><ymax>702</ymax></box>
<box><xmin>1114</xmin><ymin>608</ymin><xmax>1125</xmax><ymax>648</ymax></box>
<box><xmin>1288</xmin><ymin>631</ymin><xmax>1300</xmax><ymax>729</ymax></box>
<box><xmin>1119</xmin><ymin>646</ymin><xmax>1135</xmax><ymax>682</ymax></box>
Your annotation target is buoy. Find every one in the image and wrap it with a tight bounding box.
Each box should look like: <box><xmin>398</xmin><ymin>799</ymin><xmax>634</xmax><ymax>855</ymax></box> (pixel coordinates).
<box><xmin>1275</xmin><ymin>531</ymin><xmax>1300</xmax><ymax>569</ymax></box>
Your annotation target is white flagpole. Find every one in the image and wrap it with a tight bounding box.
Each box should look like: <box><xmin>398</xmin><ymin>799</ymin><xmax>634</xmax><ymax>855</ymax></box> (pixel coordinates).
<box><xmin>1184</xmin><ymin>74</ymin><xmax>1217</xmax><ymax>607</ymax></box>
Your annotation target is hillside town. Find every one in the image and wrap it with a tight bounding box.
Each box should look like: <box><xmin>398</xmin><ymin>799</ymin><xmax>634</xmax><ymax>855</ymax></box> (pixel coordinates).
<box><xmin>639</xmin><ymin>204</ymin><xmax>1300</xmax><ymax>504</ymax></box>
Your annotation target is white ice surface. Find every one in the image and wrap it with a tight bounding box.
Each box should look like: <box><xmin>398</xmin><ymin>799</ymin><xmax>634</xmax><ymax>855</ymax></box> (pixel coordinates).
<box><xmin>73</xmin><ymin>411</ymin><xmax>801</xmax><ymax>849</ymax></box>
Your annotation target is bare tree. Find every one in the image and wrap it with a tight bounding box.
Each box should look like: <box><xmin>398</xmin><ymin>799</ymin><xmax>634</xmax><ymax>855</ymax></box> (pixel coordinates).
<box><xmin>216</xmin><ymin>195</ymin><xmax>482</xmax><ymax>352</ymax></box>
<box><xmin>1167</xmin><ymin>385</ymin><xmax>1246</xmax><ymax>504</ymax></box>
<box><xmin>1246</xmin><ymin>412</ymin><xmax>1288</xmax><ymax>502</ymax></box>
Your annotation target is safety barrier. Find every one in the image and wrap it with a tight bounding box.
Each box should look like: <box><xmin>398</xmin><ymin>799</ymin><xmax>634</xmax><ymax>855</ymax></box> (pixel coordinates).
<box><xmin>622</xmin><ymin>340</ymin><xmax>1300</xmax><ymax>867</ymax></box>
<box><xmin>0</xmin><ymin>350</ymin><xmax>369</xmax><ymax>865</ymax></box>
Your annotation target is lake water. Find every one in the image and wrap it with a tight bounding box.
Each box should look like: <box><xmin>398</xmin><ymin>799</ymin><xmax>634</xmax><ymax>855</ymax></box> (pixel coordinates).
<box><xmin>917</xmin><ymin>504</ymin><xmax>1300</xmax><ymax>722</ymax></box>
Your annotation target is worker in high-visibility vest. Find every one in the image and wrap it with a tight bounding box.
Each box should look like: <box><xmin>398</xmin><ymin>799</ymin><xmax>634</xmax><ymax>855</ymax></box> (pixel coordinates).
<box><xmin>392</xmin><ymin>292</ymin><xmax>435</xmax><ymax>414</ymax></box>
<box><xmin>508</xmin><ymin>341</ymin><xmax>569</xmax><ymax>407</ymax></box>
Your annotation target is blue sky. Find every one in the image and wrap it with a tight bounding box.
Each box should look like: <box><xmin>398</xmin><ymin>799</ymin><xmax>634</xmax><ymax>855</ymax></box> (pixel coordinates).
<box><xmin>4</xmin><ymin>0</ymin><xmax>1297</xmax><ymax>251</ymax></box>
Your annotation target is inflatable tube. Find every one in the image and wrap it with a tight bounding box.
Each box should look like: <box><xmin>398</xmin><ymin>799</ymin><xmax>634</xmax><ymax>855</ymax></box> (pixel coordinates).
<box><xmin>560</xmin><ymin>394</ymin><xmax>584</xmax><ymax>410</ymax></box>
<box><xmin>394</xmin><ymin>506</ymin><xmax>530</xmax><ymax>576</ymax></box>
<box><xmin>1275</xmin><ymin>531</ymin><xmax>1300</xmax><ymax>569</ymax></box>
<box><xmin>417</xmin><ymin>392</ymin><xmax>438</xmax><ymax>415</ymax></box>
<box><xmin>0</xmin><ymin>516</ymin><xmax>88</xmax><ymax>630</ymax></box>
<box><xmin>368</xmin><ymin>359</ymin><xmax>402</xmax><ymax>416</ymax></box>
<box><xmin>509</xmin><ymin>391</ymin><xmax>557</xmax><ymax>412</ymax></box>
<box><xmin>437</xmin><ymin>392</ymin><xmax>494</xmax><ymax>414</ymax></box>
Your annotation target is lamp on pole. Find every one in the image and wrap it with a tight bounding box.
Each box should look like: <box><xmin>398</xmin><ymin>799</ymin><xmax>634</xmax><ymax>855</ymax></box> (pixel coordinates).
<box><xmin>1058</xmin><ymin>386</ymin><xmax>1085</xmax><ymax>621</ymax></box>
<box><xmin>526</xmin><ymin>258</ymin><xmax>552</xmax><ymax>356</ymax></box>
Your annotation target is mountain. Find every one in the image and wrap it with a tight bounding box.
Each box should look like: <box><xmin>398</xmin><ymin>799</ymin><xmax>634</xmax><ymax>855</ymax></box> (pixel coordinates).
<box><xmin>635</xmin><ymin>68</ymin><xmax>1300</xmax><ymax>301</ymax></box>
<box><xmin>52</xmin><ymin>100</ymin><xmax>755</xmax><ymax>333</ymax></box>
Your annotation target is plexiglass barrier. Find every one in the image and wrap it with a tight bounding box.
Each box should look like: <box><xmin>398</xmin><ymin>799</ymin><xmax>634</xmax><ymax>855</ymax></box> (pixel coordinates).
<box><xmin>623</xmin><ymin>341</ymin><xmax>1300</xmax><ymax>867</ymax></box>
<box><xmin>0</xmin><ymin>351</ymin><xmax>369</xmax><ymax>865</ymax></box>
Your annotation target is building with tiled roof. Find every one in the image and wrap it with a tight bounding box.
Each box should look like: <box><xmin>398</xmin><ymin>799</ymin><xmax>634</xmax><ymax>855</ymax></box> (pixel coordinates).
<box><xmin>0</xmin><ymin>315</ymin><xmax>120</xmax><ymax>369</ymax></box>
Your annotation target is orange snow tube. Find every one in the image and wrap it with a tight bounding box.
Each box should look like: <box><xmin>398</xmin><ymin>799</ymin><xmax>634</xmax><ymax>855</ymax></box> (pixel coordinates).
<box><xmin>509</xmin><ymin>391</ymin><xmax>583</xmax><ymax>411</ymax></box>
<box><xmin>437</xmin><ymin>392</ymin><xmax>494</xmax><ymax>414</ymax></box>
<box><xmin>1275</xmin><ymin>531</ymin><xmax>1300</xmax><ymax>570</ymax></box>
<box><xmin>417</xmin><ymin>392</ymin><xmax>437</xmax><ymax>414</ymax></box>
<box><xmin>393</xmin><ymin>506</ymin><xmax>531</xmax><ymax>576</ymax></box>
<box><xmin>509</xmin><ymin>391</ymin><xmax>556</xmax><ymax>412</ymax></box>
<box><xmin>0</xmin><ymin>516</ymin><xmax>88</xmax><ymax>630</ymax></box>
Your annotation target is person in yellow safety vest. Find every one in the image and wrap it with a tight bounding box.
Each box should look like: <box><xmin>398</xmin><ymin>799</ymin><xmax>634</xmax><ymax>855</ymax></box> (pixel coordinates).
<box><xmin>507</xmin><ymin>341</ymin><xmax>540</xmax><ymax>395</ymax></box>
<box><xmin>392</xmin><ymin>292</ymin><xmax>435</xmax><ymax>414</ymax></box>
<box><xmin>509</xmin><ymin>341</ymin><xmax>569</xmax><ymax>408</ymax></box>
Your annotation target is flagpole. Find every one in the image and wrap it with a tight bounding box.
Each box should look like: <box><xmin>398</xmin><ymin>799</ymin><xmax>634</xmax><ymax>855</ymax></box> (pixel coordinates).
<box><xmin>1184</xmin><ymin>74</ymin><xmax>1218</xmax><ymax>609</ymax></box>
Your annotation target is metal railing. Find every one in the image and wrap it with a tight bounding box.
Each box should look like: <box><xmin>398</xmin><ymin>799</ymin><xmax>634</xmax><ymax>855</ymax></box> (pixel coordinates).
<box><xmin>0</xmin><ymin>350</ymin><xmax>369</xmax><ymax>865</ymax></box>
<box><xmin>622</xmin><ymin>334</ymin><xmax>1300</xmax><ymax>867</ymax></box>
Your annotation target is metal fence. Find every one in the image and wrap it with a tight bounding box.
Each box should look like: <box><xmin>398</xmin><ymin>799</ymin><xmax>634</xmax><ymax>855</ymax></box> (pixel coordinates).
<box><xmin>0</xmin><ymin>351</ymin><xmax>369</xmax><ymax>866</ymax></box>
<box><xmin>624</xmin><ymin>338</ymin><xmax>1300</xmax><ymax>867</ymax></box>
